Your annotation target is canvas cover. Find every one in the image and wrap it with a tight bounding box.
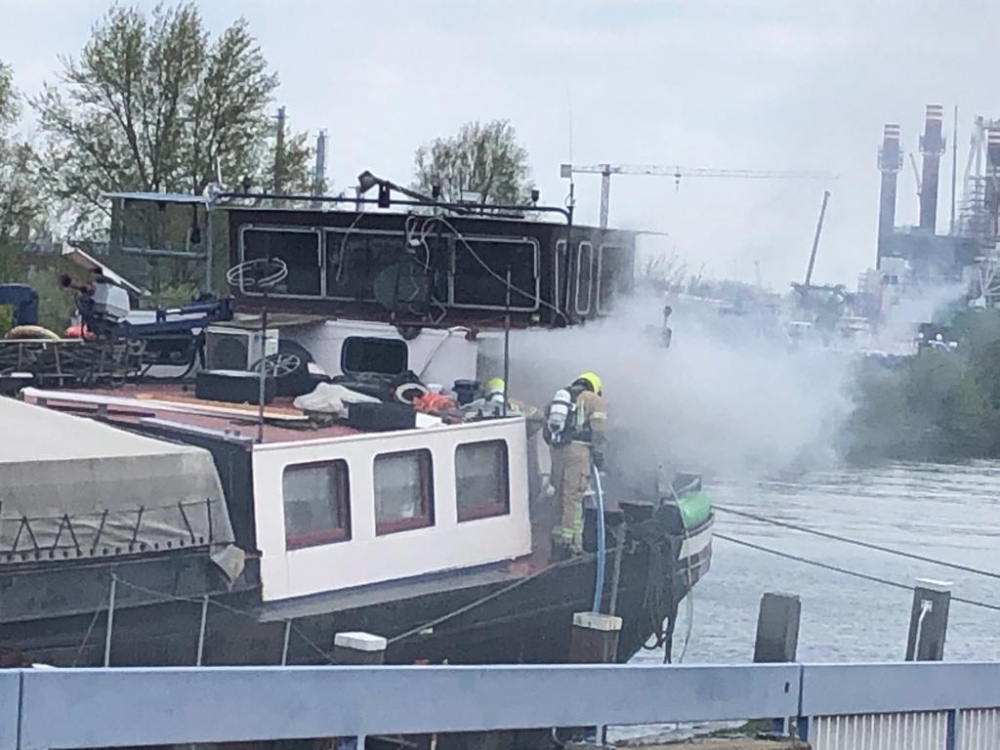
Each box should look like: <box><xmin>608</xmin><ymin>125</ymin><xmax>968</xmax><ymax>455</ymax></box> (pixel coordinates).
<box><xmin>0</xmin><ymin>398</ymin><xmax>242</xmax><ymax>579</ymax></box>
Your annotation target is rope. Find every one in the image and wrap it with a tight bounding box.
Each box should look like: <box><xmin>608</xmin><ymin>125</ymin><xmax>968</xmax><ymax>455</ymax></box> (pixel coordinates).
<box><xmin>110</xmin><ymin>574</ymin><xmax>337</xmax><ymax>664</ymax></box>
<box><xmin>715</xmin><ymin>533</ymin><xmax>1000</xmax><ymax>613</ymax></box>
<box><xmin>714</xmin><ymin>504</ymin><xmax>1000</xmax><ymax>582</ymax></box>
<box><xmin>385</xmin><ymin>550</ymin><xmax>606</xmax><ymax>646</ymax></box>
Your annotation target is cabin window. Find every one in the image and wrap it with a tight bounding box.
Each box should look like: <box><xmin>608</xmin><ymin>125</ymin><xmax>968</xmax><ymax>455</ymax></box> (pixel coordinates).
<box><xmin>325</xmin><ymin>229</ymin><xmax>448</xmax><ymax>303</ymax></box>
<box><xmin>374</xmin><ymin>449</ymin><xmax>434</xmax><ymax>535</ymax></box>
<box><xmin>282</xmin><ymin>460</ymin><xmax>351</xmax><ymax>549</ymax></box>
<box><xmin>240</xmin><ymin>227</ymin><xmax>322</xmax><ymax>297</ymax></box>
<box><xmin>451</xmin><ymin>236</ymin><xmax>540</xmax><ymax>310</ymax></box>
<box><xmin>455</xmin><ymin>440</ymin><xmax>510</xmax><ymax>522</ymax></box>
<box><xmin>596</xmin><ymin>244</ymin><xmax>621</xmax><ymax>314</ymax></box>
<box><xmin>574</xmin><ymin>242</ymin><xmax>594</xmax><ymax>315</ymax></box>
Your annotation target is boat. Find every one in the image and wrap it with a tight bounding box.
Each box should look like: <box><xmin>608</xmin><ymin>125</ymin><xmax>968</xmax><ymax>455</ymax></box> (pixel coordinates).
<box><xmin>0</xmin><ymin>180</ymin><xmax>713</xmax><ymax>668</ymax></box>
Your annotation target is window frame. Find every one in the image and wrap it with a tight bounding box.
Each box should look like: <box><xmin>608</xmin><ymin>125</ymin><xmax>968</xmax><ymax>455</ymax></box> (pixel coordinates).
<box><xmin>596</xmin><ymin>244</ymin><xmax>622</xmax><ymax>315</ymax></box>
<box><xmin>374</xmin><ymin>449</ymin><xmax>435</xmax><ymax>536</ymax></box>
<box><xmin>455</xmin><ymin>439</ymin><xmax>511</xmax><ymax>523</ymax></box>
<box><xmin>238</xmin><ymin>225</ymin><xmax>324</xmax><ymax>299</ymax></box>
<box><xmin>281</xmin><ymin>459</ymin><xmax>352</xmax><ymax>551</ymax></box>
<box><xmin>574</xmin><ymin>241</ymin><xmax>594</xmax><ymax>316</ymax></box>
<box><xmin>449</xmin><ymin>234</ymin><xmax>541</xmax><ymax>312</ymax></box>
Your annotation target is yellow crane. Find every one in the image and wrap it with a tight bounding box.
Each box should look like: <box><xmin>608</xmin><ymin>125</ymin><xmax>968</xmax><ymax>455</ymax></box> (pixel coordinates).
<box><xmin>560</xmin><ymin>163</ymin><xmax>838</xmax><ymax>228</ymax></box>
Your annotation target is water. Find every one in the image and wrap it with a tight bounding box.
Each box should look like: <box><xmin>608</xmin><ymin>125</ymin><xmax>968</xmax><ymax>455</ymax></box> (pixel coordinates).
<box><xmin>635</xmin><ymin>460</ymin><xmax>1000</xmax><ymax>666</ymax></box>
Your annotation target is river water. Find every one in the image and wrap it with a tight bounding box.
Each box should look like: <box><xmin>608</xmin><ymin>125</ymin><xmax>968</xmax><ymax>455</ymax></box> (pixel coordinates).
<box><xmin>634</xmin><ymin>460</ymin><xmax>1000</xmax><ymax>666</ymax></box>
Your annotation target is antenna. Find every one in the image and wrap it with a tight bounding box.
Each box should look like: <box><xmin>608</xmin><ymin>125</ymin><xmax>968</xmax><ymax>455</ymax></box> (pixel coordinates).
<box><xmin>566</xmin><ymin>84</ymin><xmax>574</xmax><ymax>167</ymax></box>
<box><xmin>226</xmin><ymin>258</ymin><xmax>288</xmax><ymax>443</ymax></box>
<box><xmin>951</xmin><ymin>105</ymin><xmax>959</xmax><ymax>234</ymax></box>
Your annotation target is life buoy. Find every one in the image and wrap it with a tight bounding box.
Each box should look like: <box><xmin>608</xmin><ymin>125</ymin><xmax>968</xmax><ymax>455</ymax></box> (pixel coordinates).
<box><xmin>5</xmin><ymin>325</ymin><xmax>61</xmax><ymax>341</ymax></box>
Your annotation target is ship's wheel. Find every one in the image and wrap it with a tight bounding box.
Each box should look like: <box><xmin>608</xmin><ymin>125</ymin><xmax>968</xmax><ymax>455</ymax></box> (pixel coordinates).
<box><xmin>251</xmin><ymin>352</ymin><xmax>302</xmax><ymax>379</ymax></box>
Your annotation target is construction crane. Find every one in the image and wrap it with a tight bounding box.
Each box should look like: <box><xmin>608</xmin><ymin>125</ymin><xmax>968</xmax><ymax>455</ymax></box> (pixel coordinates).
<box><xmin>560</xmin><ymin>163</ymin><xmax>839</xmax><ymax>228</ymax></box>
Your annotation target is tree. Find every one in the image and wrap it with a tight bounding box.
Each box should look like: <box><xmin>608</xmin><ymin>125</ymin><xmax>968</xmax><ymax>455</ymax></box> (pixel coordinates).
<box><xmin>413</xmin><ymin>119</ymin><xmax>532</xmax><ymax>205</ymax></box>
<box><xmin>0</xmin><ymin>61</ymin><xmax>46</xmax><ymax>240</ymax></box>
<box><xmin>33</xmin><ymin>2</ymin><xmax>313</xmax><ymax>235</ymax></box>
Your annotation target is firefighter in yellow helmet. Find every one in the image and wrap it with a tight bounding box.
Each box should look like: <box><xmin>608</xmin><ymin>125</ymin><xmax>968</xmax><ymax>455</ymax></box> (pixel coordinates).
<box><xmin>545</xmin><ymin>372</ymin><xmax>607</xmax><ymax>555</ymax></box>
<box><xmin>482</xmin><ymin>377</ymin><xmax>544</xmax><ymax>434</ymax></box>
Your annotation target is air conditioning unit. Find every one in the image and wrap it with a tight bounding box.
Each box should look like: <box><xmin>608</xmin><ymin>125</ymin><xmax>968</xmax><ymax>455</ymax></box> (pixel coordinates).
<box><xmin>204</xmin><ymin>326</ymin><xmax>279</xmax><ymax>371</ymax></box>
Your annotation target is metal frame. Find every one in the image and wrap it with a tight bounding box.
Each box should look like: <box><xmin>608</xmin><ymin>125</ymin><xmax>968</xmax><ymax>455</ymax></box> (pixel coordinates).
<box><xmin>5</xmin><ymin>662</ymin><xmax>1000</xmax><ymax>750</ymax></box>
<box><xmin>322</xmin><ymin>226</ymin><xmax>440</xmax><ymax>304</ymax></box>
<box><xmin>596</xmin><ymin>244</ymin><xmax>622</xmax><ymax>315</ymax></box>
<box><xmin>449</xmin><ymin>234</ymin><xmax>541</xmax><ymax>313</ymax></box>
<box><xmin>238</xmin><ymin>224</ymin><xmax>324</xmax><ymax>299</ymax></box>
<box><xmin>574</xmin><ymin>241</ymin><xmax>594</xmax><ymax>316</ymax></box>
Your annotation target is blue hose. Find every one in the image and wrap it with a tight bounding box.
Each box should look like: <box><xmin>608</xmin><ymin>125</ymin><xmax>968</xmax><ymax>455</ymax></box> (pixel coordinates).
<box><xmin>591</xmin><ymin>463</ymin><xmax>606</xmax><ymax>613</ymax></box>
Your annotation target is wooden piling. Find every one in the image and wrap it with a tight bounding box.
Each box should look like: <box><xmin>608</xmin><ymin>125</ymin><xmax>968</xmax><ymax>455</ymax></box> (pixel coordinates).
<box><xmin>753</xmin><ymin>593</ymin><xmax>801</xmax><ymax>664</ymax></box>
<box><xmin>753</xmin><ymin>593</ymin><xmax>801</xmax><ymax>737</ymax></box>
<box><xmin>569</xmin><ymin>612</ymin><xmax>623</xmax><ymax>664</ymax></box>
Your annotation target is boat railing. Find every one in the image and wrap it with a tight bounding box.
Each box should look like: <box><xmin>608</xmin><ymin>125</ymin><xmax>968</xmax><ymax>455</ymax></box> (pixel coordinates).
<box><xmin>3</xmin><ymin>661</ymin><xmax>999</xmax><ymax>749</ymax></box>
<box><xmin>0</xmin><ymin>497</ymin><xmax>218</xmax><ymax>562</ymax></box>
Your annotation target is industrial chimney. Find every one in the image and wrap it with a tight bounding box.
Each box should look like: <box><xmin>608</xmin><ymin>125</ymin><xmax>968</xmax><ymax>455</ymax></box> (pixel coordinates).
<box><xmin>919</xmin><ymin>104</ymin><xmax>945</xmax><ymax>233</ymax></box>
<box><xmin>986</xmin><ymin>127</ymin><xmax>1000</xmax><ymax>241</ymax></box>
<box><xmin>877</xmin><ymin>123</ymin><xmax>902</xmax><ymax>267</ymax></box>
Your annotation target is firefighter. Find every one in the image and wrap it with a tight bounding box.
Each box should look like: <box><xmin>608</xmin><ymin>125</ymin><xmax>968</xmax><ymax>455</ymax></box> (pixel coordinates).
<box><xmin>545</xmin><ymin>372</ymin><xmax>607</xmax><ymax>555</ymax></box>
<box><xmin>482</xmin><ymin>377</ymin><xmax>544</xmax><ymax>434</ymax></box>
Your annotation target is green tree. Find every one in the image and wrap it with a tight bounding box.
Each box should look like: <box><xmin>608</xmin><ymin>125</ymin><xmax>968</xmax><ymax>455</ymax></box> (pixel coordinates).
<box><xmin>413</xmin><ymin>119</ymin><xmax>532</xmax><ymax>205</ymax></box>
<box><xmin>33</xmin><ymin>2</ymin><xmax>313</xmax><ymax>235</ymax></box>
<box><xmin>0</xmin><ymin>61</ymin><xmax>46</xmax><ymax>240</ymax></box>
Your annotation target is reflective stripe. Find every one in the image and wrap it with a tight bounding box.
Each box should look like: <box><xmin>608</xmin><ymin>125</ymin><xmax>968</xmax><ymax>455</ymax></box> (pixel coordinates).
<box><xmin>591</xmin><ymin>412</ymin><xmax>607</xmax><ymax>420</ymax></box>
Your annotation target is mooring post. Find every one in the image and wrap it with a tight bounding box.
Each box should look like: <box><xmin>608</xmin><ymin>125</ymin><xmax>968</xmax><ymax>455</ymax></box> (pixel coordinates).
<box><xmin>754</xmin><ymin>593</ymin><xmax>801</xmax><ymax>663</ymax></box>
<box><xmin>569</xmin><ymin>611</ymin><xmax>622</xmax><ymax>664</ymax></box>
<box><xmin>333</xmin><ymin>633</ymin><xmax>386</xmax><ymax>750</ymax></box>
<box><xmin>334</xmin><ymin>631</ymin><xmax>387</xmax><ymax>666</ymax></box>
<box><xmin>753</xmin><ymin>593</ymin><xmax>801</xmax><ymax>736</ymax></box>
<box><xmin>906</xmin><ymin>578</ymin><xmax>952</xmax><ymax>661</ymax></box>
<box><xmin>568</xmin><ymin>612</ymin><xmax>622</xmax><ymax>745</ymax></box>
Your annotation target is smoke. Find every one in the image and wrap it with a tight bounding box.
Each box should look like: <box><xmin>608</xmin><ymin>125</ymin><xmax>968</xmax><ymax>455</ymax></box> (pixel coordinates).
<box><xmin>872</xmin><ymin>280</ymin><xmax>967</xmax><ymax>351</ymax></box>
<box><xmin>507</xmin><ymin>292</ymin><xmax>855</xmax><ymax>486</ymax></box>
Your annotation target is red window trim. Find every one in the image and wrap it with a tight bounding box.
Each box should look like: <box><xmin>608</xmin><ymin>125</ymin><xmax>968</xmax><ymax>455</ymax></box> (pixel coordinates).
<box><xmin>455</xmin><ymin>440</ymin><xmax>510</xmax><ymax>523</ymax></box>
<box><xmin>282</xmin><ymin>459</ymin><xmax>351</xmax><ymax>550</ymax></box>
<box><xmin>375</xmin><ymin>449</ymin><xmax>435</xmax><ymax>537</ymax></box>
<box><xmin>286</xmin><ymin>526</ymin><xmax>350</xmax><ymax>550</ymax></box>
<box><xmin>457</xmin><ymin>500</ymin><xmax>509</xmax><ymax>523</ymax></box>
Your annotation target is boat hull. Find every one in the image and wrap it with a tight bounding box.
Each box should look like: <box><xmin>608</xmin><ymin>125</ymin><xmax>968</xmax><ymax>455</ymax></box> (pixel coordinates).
<box><xmin>0</xmin><ymin>516</ymin><xmax>712</xmax><ymax>667</ymax></box>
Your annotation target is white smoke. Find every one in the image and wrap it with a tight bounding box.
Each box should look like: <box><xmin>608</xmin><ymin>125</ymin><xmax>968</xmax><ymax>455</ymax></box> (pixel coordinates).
<box><xmin>507</xmin><ymin>292</ymin><xmax>855</xmax><ymax>484</ymax></box>
<box><xmin>873</xmin><ymin>280</ymin><xmax>968</xmax><ymax>351</ymax></box>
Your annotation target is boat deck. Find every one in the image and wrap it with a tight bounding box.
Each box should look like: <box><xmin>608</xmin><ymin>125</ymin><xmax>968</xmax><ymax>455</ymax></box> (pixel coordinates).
<box><xmin>19</xmin><ymin>381</ymin><xmax>481</xmax><ymax>443</ymax></box>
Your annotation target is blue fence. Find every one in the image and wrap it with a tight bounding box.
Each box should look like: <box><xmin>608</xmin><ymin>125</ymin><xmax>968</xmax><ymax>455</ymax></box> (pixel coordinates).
<box><xmin>3</xmin><ymin>662</ymin><xmax>1000</xmax><ymax>750</ymax></box>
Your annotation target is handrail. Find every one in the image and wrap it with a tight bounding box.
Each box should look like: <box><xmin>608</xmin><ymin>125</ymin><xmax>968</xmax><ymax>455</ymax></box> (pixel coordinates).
<box><xmin>3</xmin><ymin>662</ymin><xmax>1000</xmax><ymax>750</ymax></box>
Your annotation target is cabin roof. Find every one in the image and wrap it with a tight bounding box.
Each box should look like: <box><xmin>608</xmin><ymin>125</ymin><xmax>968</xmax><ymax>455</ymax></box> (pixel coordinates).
<box><xmin>21</xmin><ymin>383</ymin><xmax>519</xmax><ymax>446</ymax></box>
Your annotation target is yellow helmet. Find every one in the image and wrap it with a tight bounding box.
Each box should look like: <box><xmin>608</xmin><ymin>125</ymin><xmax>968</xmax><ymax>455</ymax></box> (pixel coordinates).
<box><xmin>576</xmin><ymin>372</ymin><xmax>602</xmax><ymax>394</ymax></box>
<box><xmin>484</xmin><ymin>377</ymin><xmax>505</xmax><ymax>396</ymax></box>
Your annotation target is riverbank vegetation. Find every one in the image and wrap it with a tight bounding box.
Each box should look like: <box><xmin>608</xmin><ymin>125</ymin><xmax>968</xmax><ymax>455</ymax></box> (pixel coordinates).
<box><xmin>845</xmin><ymin>309</ymin><xmax>1000</xmax><ymax>461</ymax></box>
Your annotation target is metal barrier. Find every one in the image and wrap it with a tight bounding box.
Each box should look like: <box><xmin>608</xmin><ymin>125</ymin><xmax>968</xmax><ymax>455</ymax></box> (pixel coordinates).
<box><xmin>2</xmin><ymin>662</ymin><xmax>1000</xmax><ymax>750</ymax></box>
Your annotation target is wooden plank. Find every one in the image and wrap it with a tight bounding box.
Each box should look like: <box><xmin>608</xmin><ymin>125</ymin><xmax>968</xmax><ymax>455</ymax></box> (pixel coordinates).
<box><xmin>134</xmin><ymin>392</ymin><xmax>306</xmax><ymax>419</ymax></box>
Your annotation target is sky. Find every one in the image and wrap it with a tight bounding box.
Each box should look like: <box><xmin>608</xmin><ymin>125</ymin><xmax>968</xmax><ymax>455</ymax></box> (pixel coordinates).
<box><xmin>1</xmin><ymin>0</ymin><xmax>998</xmax><ymax>288</ymax></box>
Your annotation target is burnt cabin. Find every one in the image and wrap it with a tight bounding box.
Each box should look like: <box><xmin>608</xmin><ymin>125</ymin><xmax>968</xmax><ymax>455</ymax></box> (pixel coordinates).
<box><xmin>223</xmin><ymin>205</ymin><xmax>637</xmax><ymax>329</ymax></box>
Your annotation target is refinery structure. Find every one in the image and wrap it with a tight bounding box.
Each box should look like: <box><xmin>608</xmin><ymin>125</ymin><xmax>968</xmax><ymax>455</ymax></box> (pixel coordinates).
<box><xmin>868</xmin><ymin>103</ymin><xmax>1000</xmax><ymax>308</ymax></box>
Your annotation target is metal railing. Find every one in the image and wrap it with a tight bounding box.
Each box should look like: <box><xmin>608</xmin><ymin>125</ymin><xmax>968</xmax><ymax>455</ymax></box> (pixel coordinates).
<box><xmin>1</xmin><ymin>662</ymin><xmax>999</xmax><ymax>750</ymax></box>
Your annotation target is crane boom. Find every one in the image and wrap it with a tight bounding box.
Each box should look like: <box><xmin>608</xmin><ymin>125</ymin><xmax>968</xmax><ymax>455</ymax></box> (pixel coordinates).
<box><xmin>560</xmin><ymin>162</ymin><xmax>839</xmax><ymax>228</ymax></box>
<box><xmin>565</xmin><ymin>163</ymin><xmax>838</xmax><ymax>179</ymax></box>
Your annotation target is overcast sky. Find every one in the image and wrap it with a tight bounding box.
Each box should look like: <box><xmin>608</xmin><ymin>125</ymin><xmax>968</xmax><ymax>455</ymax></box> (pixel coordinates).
<box><xmin>1</xmin><ymin>0</ymin><xmax>997</xmax><ymax>287</ymax></box>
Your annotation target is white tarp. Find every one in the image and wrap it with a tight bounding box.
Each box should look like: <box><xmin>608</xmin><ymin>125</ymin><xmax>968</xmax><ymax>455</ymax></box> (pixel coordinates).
<box><xmin>0</xmin><ymin>397</ymin><xmax>241</xmax><ymax>578</ymax></box>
